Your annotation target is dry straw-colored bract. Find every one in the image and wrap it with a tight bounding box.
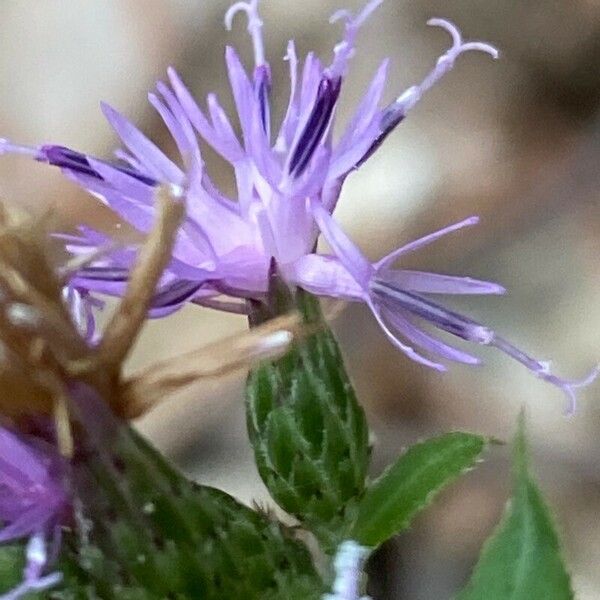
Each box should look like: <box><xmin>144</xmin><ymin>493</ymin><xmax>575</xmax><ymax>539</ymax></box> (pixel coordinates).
<box><xmin>0</xmin><ymin>187</ymin><xmax>306</xmax><ymax>443</ymax></box>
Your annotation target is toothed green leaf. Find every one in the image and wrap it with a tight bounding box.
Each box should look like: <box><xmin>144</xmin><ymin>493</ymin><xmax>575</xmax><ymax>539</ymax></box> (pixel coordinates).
<box><xmin>353</xmin><ymin>433</ymin><xmax>487</xmax><ymax>547</ymax></box>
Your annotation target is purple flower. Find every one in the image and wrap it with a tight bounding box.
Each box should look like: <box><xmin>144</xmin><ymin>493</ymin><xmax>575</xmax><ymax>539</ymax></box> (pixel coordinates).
<box><xmin>0</xmin><ymin>426</ymin><xmax>68</xmax><ymax>598</ymax></box>
<box><xmin>305</xmin><ymin>201</ymin><xmax>598</xmax><ymax>414</ymax></box>
<box><xmin>0</xmin><ymin>1</ymin><xmax>496</xmax><ymax>317</ymax></box>
<box><xmin>1</xmin><ymin>1</ymin><xmax>593</xmax><ymax>408</ymax></box>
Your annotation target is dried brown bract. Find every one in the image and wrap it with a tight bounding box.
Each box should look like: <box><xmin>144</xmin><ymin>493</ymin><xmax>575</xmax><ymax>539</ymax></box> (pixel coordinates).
<box><xmin>0</xmin><ymin>187</ymin><xmax>308</xmax><ymax>430</ymax></box>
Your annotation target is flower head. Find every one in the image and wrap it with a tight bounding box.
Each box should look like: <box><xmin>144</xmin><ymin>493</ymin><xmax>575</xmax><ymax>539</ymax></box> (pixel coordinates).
<box><xmin>0</xmin><ymin>427</ymin><xmax>67</xmax><ymax>599</ymax></box>
<box><xmin>2</xmin><ymin>2</ymin><xmax>592</xmax><ymax>409</ymax></box>
<box><xmin>0</xmin><ymin>1</ymin><xmax>497</xmax><ymax>316</ymax></box>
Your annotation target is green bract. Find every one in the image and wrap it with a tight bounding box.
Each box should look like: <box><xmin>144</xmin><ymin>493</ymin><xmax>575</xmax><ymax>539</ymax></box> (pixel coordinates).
<box><xmin>53</xmin><ymin>408</ymin><xmax>323</xmax><ymax>600</ymax></box>
<box><xmin>246</xmin><ymin>285</ymin><xmax>369</xmax><ymax>550</ymax></box>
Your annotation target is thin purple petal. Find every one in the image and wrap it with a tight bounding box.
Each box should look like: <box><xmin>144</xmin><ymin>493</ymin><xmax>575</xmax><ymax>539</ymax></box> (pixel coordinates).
<box><xmin>369</xmin><ymin>300</ymin><xmax>447</xmax><ymax>371</ymax></box>
<box><xmin>376</xmin><ymin>216</ymin><xmax>480</xmax><ymax>271</ymax></box>
<box><xmin>101</xmin><ymin>102</ymin><xmax>183</xmax><ymax>183</ymax></box>
<box><xmin>382</xmin><ymin>308</ymin><xmax>481</xmax><ymax>365</ymax></box>
<box><xmin>378</xmin><ymin>270</ymin><xmax>506</xmax><ymax>295</ymax></box>
<box><xmin>309</xmin><ymin>199</ymin><xmax>372</xmax><ymax>287</ymax></box>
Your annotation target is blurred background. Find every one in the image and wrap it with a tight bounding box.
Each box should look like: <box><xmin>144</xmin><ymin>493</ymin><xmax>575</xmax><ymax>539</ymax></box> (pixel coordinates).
<box><xmin>0</xmin><ymin>0</ymin><xmax>598</xmax><ymax>597</ymax></box>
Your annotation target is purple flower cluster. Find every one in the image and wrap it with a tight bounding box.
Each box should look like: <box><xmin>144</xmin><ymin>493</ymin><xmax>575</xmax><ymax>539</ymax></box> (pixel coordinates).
<box><xmin>0</xmin><ymin>427</ymin><xmax>67</xmax><ymax>598</ymax></box>
<box><xmin>0</xmin><ymin>0</ymin><xmax>596</xmax><ymax>413</ymax></box>
<box><xmin>0</xmin><ymin>1</ymin><xmax>496</xmax><ymax>312</ymax></box>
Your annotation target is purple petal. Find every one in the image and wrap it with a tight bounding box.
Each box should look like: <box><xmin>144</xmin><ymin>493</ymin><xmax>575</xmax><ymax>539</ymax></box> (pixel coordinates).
<box><xmin>82</xmin><ymin>161</ymin><xmax>216</xmax><ymax>266</ymax></box>
<box><xmin>206</xmin><ymin>93</ymin><xmax>242</xmax><ymax>154</ymax></box>
<box><xmin>376</xmin><ymin>216</ymin><xmax>480</xmax><ymax>271</ymax></box>
<box><xmin>0</xmin><ymin>428</ymin><xmax>67</xmax><ymax>545</ymax></box>
<box><xmin>0</xmin><ymin>505</ymin><xmax>60</xmax><ymax>544</ymax></box>
<box><xmin>382</xmin><ymin>308</ymin><xmax>481</xmax><ymax>365</ymax></box>
<box><xmin>150</xmin><ymin>280</ymin><xmax>203</xmax><ymax>311</ymax></box>
<box><xmin>222</xmin><ymin>51</ymin><xmax>276</xmax><ymax>182</ymax></box>
<box><xmin>289</xmin><ymin>254</ymin><xmax>365</xmax><ymax>300</ymax></box>
<box><xmin>288</xmin><ymin>144</ymin><xmax>332</xmax><ymax>199</ymax></box>
<box><xmin>299</xmin><ymin>53</ymin><xmax>324</xmax><ymax>115</ymax></box>
<box><xmin>378</xmin><ymin>270</ymin><xmax>506</xmax><ymax>295</ymax></box>
<box><xmin>335</xmin><ymin>59</ymin><xmax>389</xmax><ymax>157</ymax></box>
<box><xmin>156</xmin><ymin>81</ymin><xmax>201</xmax><ymax>158</ymax></box>
<box><xmin>369</xmin><ymin>300</ymin><xmax>447</xmax><ymax>371</ymax></box>
<box><xmin>0</xmin><ymin>429</ymin><xmax>48</xmax><ymax>485</ymax></box>
<box><xmin>167</xmin><ymin>67</ymin><xmax>242</xmax><ymax>162</ymax></box>
<box><xmin>275</xmin><ymin>40</ymin><xmax>300</xmax><ymax>151</ymax></box>
<box><xmin>249</xmin><ymin>107</ymin><xmax>282</xmax><ymax>187</ymax></box>
<box><xmin>309</xmin><ymin>199</ymin><xmax>372</xmax><ymax>287</ymax></box>
<box><xmin>225</xmin><ymin>46</ymin><xmax>256</xmax><ymax>149</ymax></box>
<box><xmin>186</xmin><ymin>163</ymin><xmax>250</xmax><ymax>256</ymax></box>
<box><xmin>354</xmin><ymin>104</ymin><xmax>406</xmax><ymax>169</ymax></box>
<box><xmin>370</xmin><ymin>279</ymin><xmax>494</xmax><ymax>344</ymax></box>
<box><xmin>87</xmin><ymin>158</ymin><xmax>156</xmax><ymax>201</ymax></box>
<box><xmin>64</xmin><ymin>170</ymin><xmax>156</xmax><ymax>232</ymax></box>
<box><xmin>101</xmin><ymin>102</ymin><xmax>183</xmax><ymax>184</ymax></box>
<box><xmin>327</xmin><ymin>116</ymin><xmax>381</xmax><ymax>182</ymax></box>
<box><xmin>148</xmin><ymin>92</ymin><xmax>194</xmax><ymax>163</ymax></box>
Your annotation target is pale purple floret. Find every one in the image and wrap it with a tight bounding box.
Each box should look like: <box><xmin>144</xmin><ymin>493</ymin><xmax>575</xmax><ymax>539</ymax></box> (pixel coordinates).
<box><xmin>0</xmin><ymin>427</ymin><xmax>68</xmax><ymax>598</ymax></box>
<box><xmin>306</xmin><ymin>201</ymin><xmax>598</xmax><ymax>414</ymax></box>
<box><xmin>62</xmin><ymin>286</ymin><xmax>104</xmax><ymax>343</ymax></box>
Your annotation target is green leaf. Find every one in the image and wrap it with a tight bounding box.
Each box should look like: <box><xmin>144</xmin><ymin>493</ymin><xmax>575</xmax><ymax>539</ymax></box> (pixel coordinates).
<box><xmin>0</xmin><ymin>544</ymin><xmax>28</xmax><ymax>597</ymax></box>
<box><xmin>246</xmin><ymin>283</ymin><xmax>369</xmax><ymax>550</ymax></box>
<box><xmin>457</xmin><ymin>414</ymin><xmax>573</xmax><ymax>600</ymax></box>
<box><xmin>353</xmin><ymin>432</ymin><xmax>487</xmax><ymax>547</ymax></box>
<box><xmin>0</xmin><ymin>543</ymin><xmax>45</xmax><ymax>599</ymax></box>
<box><xmin>0</xmin><ymin>543</ymin><xmax>24</xmax><ymax>589</ymax></box>
<box><xmin>54</xmin><ymin>388</ymin><xmax>323</xmax><ymax>600</ymax></box>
